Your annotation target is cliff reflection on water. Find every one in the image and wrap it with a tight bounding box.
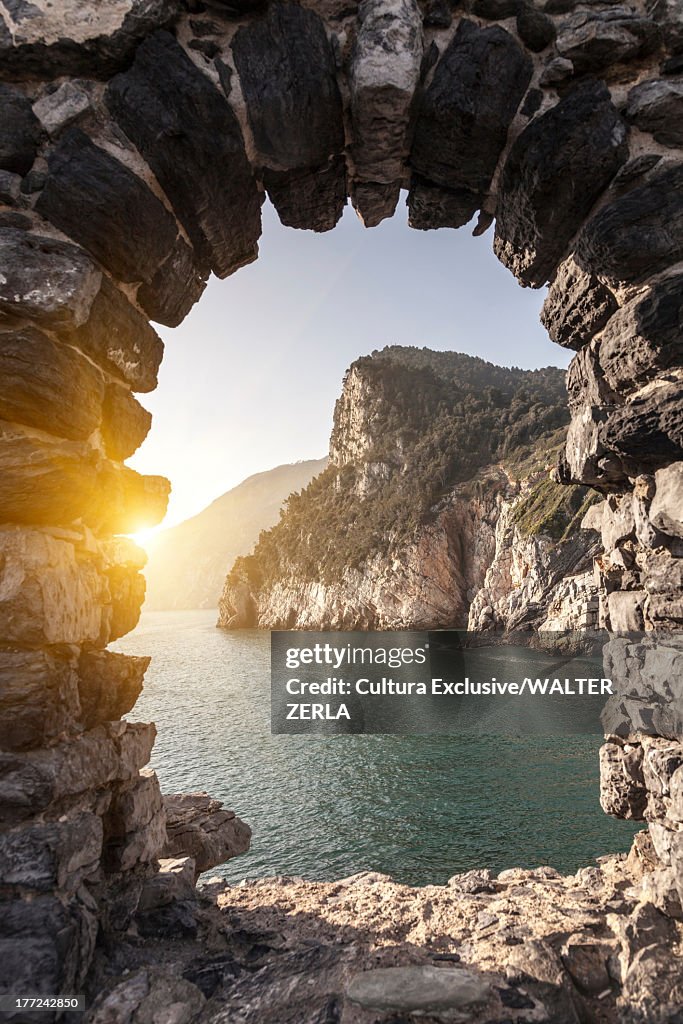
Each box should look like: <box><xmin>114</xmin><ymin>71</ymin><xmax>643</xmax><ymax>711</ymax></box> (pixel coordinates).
<box><xmin>113</xmin><ymin>610</ymin><xmax>639</xmax><ymax>885</ymax></box>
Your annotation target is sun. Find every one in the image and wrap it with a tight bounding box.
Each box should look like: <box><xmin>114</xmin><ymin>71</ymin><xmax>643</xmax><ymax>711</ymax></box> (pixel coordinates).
<box><xmin>126</xmin><ymin>525</ymin><xmax>163</xmax><ymax>552</ymax></box>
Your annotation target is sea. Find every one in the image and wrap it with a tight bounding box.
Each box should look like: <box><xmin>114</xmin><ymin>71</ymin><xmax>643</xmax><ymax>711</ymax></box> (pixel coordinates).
<box><xmin>112</xmin><ymin>610</ymin><xmax>639</xmax><ymax>886</ymax></box>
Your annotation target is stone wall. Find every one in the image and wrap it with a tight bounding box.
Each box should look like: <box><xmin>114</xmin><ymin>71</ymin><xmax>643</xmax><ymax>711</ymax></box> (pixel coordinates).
<box><xmin>0</xmin><ymin>0</ymin><xmax>681</xmax><ymax>1000</ymax></box>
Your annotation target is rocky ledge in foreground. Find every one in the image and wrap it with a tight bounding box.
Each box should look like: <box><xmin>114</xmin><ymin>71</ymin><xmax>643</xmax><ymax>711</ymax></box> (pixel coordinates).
<box><xmin>84</xmin><ymin>838</ymin><xmax>681</xmax><ymax>1024</ymax></box>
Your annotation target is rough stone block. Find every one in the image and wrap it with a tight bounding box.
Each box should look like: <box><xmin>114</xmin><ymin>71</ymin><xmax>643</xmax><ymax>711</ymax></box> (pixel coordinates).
<box><xmin>0</xmin><ymin>812</ymin><xmax>102</xmax><ymax>892</ymax></box>
<box><xmin>263</xmin><ymin>159</ymin><xmax>346</xmax><ymax>232</ymax></box>
<box><xmin>0</xmin><ymin>227</ymin><xmax>101</xmax><ymax>328</ymax></box>
<box><xmin>599</xmin><ymin>741</ymin><xmax>647</xmax><ymax>819</ymax></box>
<box><xmin>33</xmin><ymin>81</ymin><xmax>91</xmax><ymax>135</ymax></box>
<box><xmin>0</xmin><ymin>529</ymin><xmax>109</xmax><ymax>646</ymax></box>
<box><xmin>106</xmin><ymin>30</ymin><xmax>261</xmax><ymax>278</ymax></box>
<box><xmin>104</xmin><ymin>771</ymin><xmax>166</xmax><ymax>872</ymax></box>
<box><xmin>0</xmin><ymin>722</ymin><xmax>156</xmax><ymax>825</ymax></box>
<box><xmin>541</xmin><ymin>257</ymin><xmax>617</xmax><ymax>351</ymax></box>
<box><xmin>407</xmin><ymin>178</ymin><xmax>479</xmax><ymax>229</ymax></box>
<box><xmin>608</xmin><ymin>590</ymin><xmax>646</xmax><ymax>632</ymax></box>
<box><xmin>78</xmin><ymin>649</ymin><xmax>149</xmax><ymax>728</ymax></box>
<box><xmin>349</xmin><ymin>0</ymin><xmax>424</xmax><ymax>185</ymax></box>
<box><xmin>494</xmin><ymin>80</ymin><xmax>628</xmax><ymax>287</ymax></box>
<box><xmin>0</xmin><ymin>647</ymin><xmax>80</xmax><ymax>751</ymax></box>
<box><xmin>576</xmin><ymin>164</ymin><xmax>683</xmax><ymax>286</ymax></box>
<box><xmin>0</xmin><ymin>890</ymin><xmax>98</xmax><ymax>1000</ymax></box>
<box><xmin>101</xmin><ymin>383</ymin><xmax>152</xmax><ymax>462</ymax></box>
<box><xmin>232</xmin><ymin>2</ymin><xmax>344</xmax><ymax>231</ymax></box>
<box><xmin>599</xmin><ymin>381</ymin><xmax>683</xmax><ymax>471</ymax></box>
<box><xmin>0</xmin><ymin>419</ymin><xmax>169</xmax><ymax>533</ymax></box>
<box><xmin>598</xmin><ymin>273</ymin><xmax>683</xmax><ymax>396</ymax></box>
<box><xmin>138</xmin><ymin>856</ymin><xmax>196</xmax><ymax>911</ymax></box>
<box><xmin>650</xmin><ymin>462</ymin><xmax>683</xmax><ymax>539</ymax></box>
<box><xmin>0</xmin><ymin>1</ymin><xmax>183</xmax><ymax>80</ymax></box>
<box><xmin>0</xmin><ymin>325</ymin><xmax>104</xmax><ymax>442</ymax></box>
<box><xmin>162</xmin><ymin>791</ymin><xmax>251</xmax><ymax>877</ymax></box>
<box><xmin>601</xmin><ymin>494</ymin><xmax>636</xmax><ymax>551</ymax></box>
<box><xmin>36</xmin><ymin>129</ymin><xmax>207</xmax><ymax>326</ymax></box>
<box><xmin>233</xmin><ymin>3</ymin><xmax>344</xmax><ymax>172</ymax></box>
<box><xmin>0</xmin><ymin>83</ymin><xmax>42</xmax><ymax>176</ymax></box>
<box><xmin>410</xmin><ymin>20</ymin><xmax>531</xmax><ymax>211</ymax></box>
<box><xmin>556</xmin><ymin>9</ymin><xmax>660</xmax><ymax>75</ymax></box>
<box><xmin>626</xmin><ymin>78</ymin><xmax>683</xmax><ymax>147</ymax></box>
<box><xmin>64</xmin><ymin>274</ymin><xmax>164</xmax><ymax>394</ymax></box>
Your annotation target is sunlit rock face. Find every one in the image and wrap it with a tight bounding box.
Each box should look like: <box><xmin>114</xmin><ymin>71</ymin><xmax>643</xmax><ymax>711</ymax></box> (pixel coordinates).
<box><xmin>0</xmin><ymin>0</ymin><xmax>682</xmax><ymax>1011</ymax></box>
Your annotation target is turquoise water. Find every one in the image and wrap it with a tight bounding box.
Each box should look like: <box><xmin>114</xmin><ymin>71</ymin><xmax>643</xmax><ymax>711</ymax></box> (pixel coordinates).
<box><xmin>113</xmin><ymin>610</ymin><xmax>639</xmax><ymax>886</ymax></box>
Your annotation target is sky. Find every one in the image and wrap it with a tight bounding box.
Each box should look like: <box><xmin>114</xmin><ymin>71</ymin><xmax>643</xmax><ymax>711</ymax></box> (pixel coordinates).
<box><xmin>128</xmin><ymin>196</ymin><xmax>570</xmax><ymax>532</ymax></box>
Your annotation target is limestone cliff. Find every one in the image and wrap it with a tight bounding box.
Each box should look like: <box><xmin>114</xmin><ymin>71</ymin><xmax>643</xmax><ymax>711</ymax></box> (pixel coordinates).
<box><xmin>218</xmin><ymin>347</ymin><xmax>598</xmax><ymax>631</ymax></box>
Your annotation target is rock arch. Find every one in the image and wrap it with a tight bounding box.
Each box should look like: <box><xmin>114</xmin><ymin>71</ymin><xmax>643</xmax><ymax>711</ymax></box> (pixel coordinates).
<box><xmin>0</xmin><ymin>0</ymin><xmax>682</xmax><ymax>999</ymax></box>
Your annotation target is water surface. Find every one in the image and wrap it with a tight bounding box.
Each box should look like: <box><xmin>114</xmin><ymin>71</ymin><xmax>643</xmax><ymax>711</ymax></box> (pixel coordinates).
<box><xmin>114</xmin><ymin>610</ymin><xmax>638</xmax><ymax>885</ymax></box>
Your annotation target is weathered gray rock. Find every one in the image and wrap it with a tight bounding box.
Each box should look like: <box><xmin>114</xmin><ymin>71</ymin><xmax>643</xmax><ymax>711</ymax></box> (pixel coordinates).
<box><xmin>0</xmin><ymin>83</ymin><xmax>42</xmax><ymax>175</ymax></box>
<box><xmin>608</xmin><ymin>590</ymin><xmax>646</xmax><ymax>631</ymax></box>
<box><xmin>0</xmin><ymin>891</ymin><xmax>98</xmax><ymax>1000</ymax></box>
<box><xmin>566</xmin><ymin>343</ymin><xmax>616</xmax><ymax>414</ymax></box>
<box><xmin>78</xmin><ymin>649</ymin><xmax>150</xmax><ymax>729</ymax></box>
<box><xmin>642</xmin><ymin>549</ymin><xmax>683</xmax><ymax>625</ymax></box>
<box><xmin>626</xmin><ymin>78</ymin><xmax>683</xmax><ymax>147</ymax></box>
<box><xmin>0</xmin><ymin>647</ymin><xmax>80</xmax><ymax>751</ymax></box>
<box><xmin>65</xmin><ymin>274</ymin><xmax>164</xmax><ymax>394</ymax></box>
<box><xmin>408</xmin><ymin>177</ymin><xmax>482</xmax><ymax>229</ymax></box>
<box><xmin>410</xmin><ymin>20</ymin><xmax>532</xmax><ymax>224</ymax></box>
<box><xmin>576</xmin><ymin>164</ymin><xmax>683</xmax><ymax>286</ymax></box>
<box><xmin>33</xmin><ymin>81</ymin><xmax>91</xmax><ymax>135</ymax></box>
<box><xmin>0</xmin><ymin>227</ymin><xmax>101</xmax><ymax>328</ymax></box>
<box><xmin>0</xmin><ymin>721</ymin><xmax>156</xmax><ymax>825</ymax></box>
<box><xmin>600</xmin><ymin>742</ymin><xmax>647</xmax><ymax>819</ymax></box>
<box><xmin>556</xmin><ymin>8</ymin><xmax>660</xmax><ymax>75</ymax></box>
<box><xmin>599</xmin><ymin>382</ymin><xmax>683</xmax><ymax>471</ymax></box>
<box><xmin>597</xmin><ymin>273</ymin><xmax>683</xmax><ymax>396</ymax></box>
<box><xmin>647</xmin><ymin>0</ymin><xmax>683</xmax><ymax>54</ymax></box>
<box><xmin>233</xmin><ymin>3</ymin><xmax>345</xmax><ymax>231</ymax></box>
<box><xmin>262</xmin><ymin>159</ymin><xmax>347</xmax><ymax>233</ymax></box>
<box><xmin>36</xmin><ymin>129</ymin><xmax>207</xmax><ymax>326</ymax></box>
<box><xmin>88</xmin><ymin>967</ymin><xmax>205</xmax><ymax>1024</ymax></box>
<box><xmin>494</xmin><ymin>80</ymin><xmax>628</xmax><ymax>287</ymax></box>
<box><xmin>101</xmin><ymin>384</ymin><xmax>152</xmax><ymax>462</ymax></box>
<box><xmin>516</xmin><ymin>4</ymin><xmax>556</xmax><ymax>52</ymax></box>
<box><xmin>0</xmin><ymin>528</ymin><xmax>109</xmax><ymax>647</ymax></box>
<box><xmin>349</xmin><ymin>0</ymin><xmax>423</xmax><ymax>187</ymax></box>
<box><xmin>104</xmin><ymin>770</ymin><xmax>166</xmax><ymax>872</ymax></box>
<box><xmin>0</xmin><ymin>813</ymin><xmax>102</xmax><ymax>892</ymax></box>
<box><xmin>539</xmin><ymin>55</ymin><xmax>573</xmax><ymax>85</ymax></box>
<box><xmin>162</xmin><ymin>791</ymin><xmax>251</xmax><ymax>877</ymax></box>
<box><xmin>346</xmin><ymin>965</ymin><xmax>491</xmax><ymax>1013</ymax></box>
<box><xmin>601</xmin><ymin>494</ymin><xmax>636</xmax><ymax>551</ymax></box>
<box><xmin>0</xmin><ymin>325</ymin><xmax>104</xmax><ymax>441</ymax></box>
<box><xmin>0</xmin><ymin>0</ymin><xmax>183</xmax><ymax>80</ymax></box>
<box><xmin>650</xmin><ymin>463</ymin><xmax>683</xmax><ymax>539</ymax></box>
<box><xmin>138</xmin><ymin>856</ymin><xmax>196</xmax><ymax>911</ymax></box>
<box><xmin>351</xmin><ymin>180</ymin><xmax>400</xmax><ymax>227</ymax></box>
<box><xmin>106</xmin><ymin>562</ymin><xmax>147</xmax><ymax>641</ymax></box>
<box><xmin>541</xmin><ymin>257</ymin><xmax>617</xmax><ymax>351</ymax></box>
<box><xmin>106</xmin><ymin>31</ymin><xmax>261</xmax><ymax>278</ymax></box>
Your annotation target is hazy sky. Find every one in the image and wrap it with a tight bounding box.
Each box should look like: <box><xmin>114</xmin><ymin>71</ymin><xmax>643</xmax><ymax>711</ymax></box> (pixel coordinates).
<box><xmin>129</xmin><ymin>197</ymin><xmax>570</xmax><ymax>530</ymax></box>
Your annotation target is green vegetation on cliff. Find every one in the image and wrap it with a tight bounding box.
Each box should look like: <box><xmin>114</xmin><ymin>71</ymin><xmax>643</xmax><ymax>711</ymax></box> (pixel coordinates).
<box><xmin>229</xmin><ymin>347</ymin><xmax>576</xmax><ymax>587</ymax></box>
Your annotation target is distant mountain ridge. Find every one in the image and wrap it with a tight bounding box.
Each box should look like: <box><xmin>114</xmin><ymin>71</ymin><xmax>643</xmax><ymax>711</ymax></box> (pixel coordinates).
<box><xmin>143</xmin><ymin>458</ymin><xmax>327</xmax><ymax>610</ymax></box>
